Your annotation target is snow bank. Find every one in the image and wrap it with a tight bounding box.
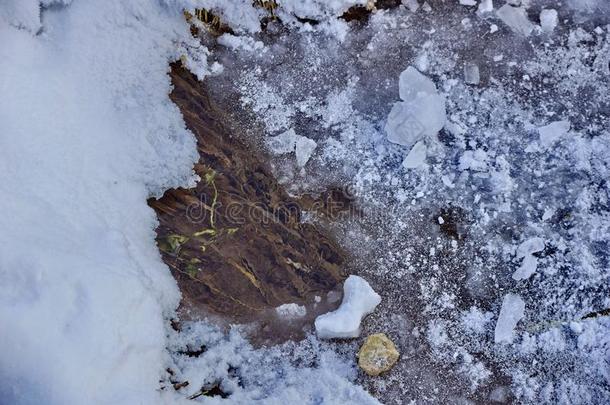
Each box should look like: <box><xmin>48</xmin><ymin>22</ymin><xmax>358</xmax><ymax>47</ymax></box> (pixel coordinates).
<box><xmin>0</xmin><ymin>1</ymin><xmax>202</xmax><ymax>404</ymax></box>
<box><xmin>315</xmin><ymin>276</ymin><xmax>381</xmax><ymax>339</ymax></box>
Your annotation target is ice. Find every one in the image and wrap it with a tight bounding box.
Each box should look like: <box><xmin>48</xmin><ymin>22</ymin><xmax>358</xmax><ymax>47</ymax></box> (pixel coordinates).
<box><xmin>478</xmin><ymin>0</ymin><xmax>493</xmax><ymax>14</ymax></box>
<box><xmin>494</xmin><ymin>294</ymin><xmax>525</xmax><ymax>344</ymax></box>
<box><xmin>295</xmin><ymin>136</ymin><xmax>318</xmax><ymax>167</ymax></box>
<box><xmin>459</xmin><ymin>149</ymin><xmax>488</xmax><ymax>171</ymax></box>
<box><xmin>496</xmin><ymin>4</ymin><xmax>535</xmax><ymax>36</ymax></box>
<box><xmin>266</xmin><ymin>129</ymin><xmax>299</xmax><ymax>154</ymax></box>
<box><xmin>512</xmin><ymin>237</ymin><xmax>545</xmax><ymax>280</ymax></box>
<box><xmin>538</xmin><ymin>120</ymin><xmax>570</xmax><ymax>147</ymax></box>
<box><xmin>464</xmin><ymin>62</ymin><xmax>480</xmax><ymax>85</ymax></box>
<box><xmin>398</xmin><ymin>66</ymin><xmax>438</xmax><ymax>100</ymax></box>
<box><xmin>275</xmin><ymin>303</ymin><xmax>307</xmax><ymax>318</ymax></box>
<box><xmin>266</xmin><ymin>129</ymin><xmax>317</xmax><ymax>167</ymax></box>
<box><xmin>403</xmin><ymin>0</ymin><xmax>420</xmax><ymax>13</ymax></box>
<box><xmin>459</xmin><ymin>0</ymin><xmax>477</xmax><ymax>6</ymax></box>
<box><xmin>402</xmin><ymin>141</ymin><xmax>427</xmax><ymax>169</ymax></box>
<box><xmin>540</xmin><ymin>9</ymin><xmax>559</xmax><ymax>33</ymax></box>
<box><xmin>315</xmin><ymin>276</ymin><xmax>381</xmax><ymax>339</ymax></box>
<box><xmin>386</xmin><ymin>66</ymin><xmax>446</xmax><ymax>148</ymax></box>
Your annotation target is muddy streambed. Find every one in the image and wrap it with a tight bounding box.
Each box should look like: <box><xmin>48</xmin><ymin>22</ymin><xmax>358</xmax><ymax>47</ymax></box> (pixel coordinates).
<box><xmin>148</xmin><ymin>64</ymin><xmax>359</xmax><ymax>344</ymax></box>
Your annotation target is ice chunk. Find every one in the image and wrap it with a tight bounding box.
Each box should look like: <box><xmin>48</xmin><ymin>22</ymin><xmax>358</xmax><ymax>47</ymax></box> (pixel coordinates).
<box><xmin>459</xmin><ymin>149</ymin><xmax>488</xmax><ymax>171</ymax></box>
<box><xmin>538</xmin><ymin>120</ymin><xmax>570</xmax><ymax>147</ymax></box>
<box><xmin>497</xmin><ymin>4</ymin><xmax>535</xmax><ymax>36</ymax></box>
<box><xmin>295</xmin><ymin>136</ymin><xmax>317</xmax><ymax>167</ymax></box>
<box><xmin>540</xmin><ymin>9</ymin><xmax>558</xmax><ymax>33</ymax></box>
<box><xmin>398</xmin><ymin>66</ymin><xmax>438</xmax><ymax>101</ymax></box>
<box><xmin>266</xmin><ymin>128</ymin><xmax>317</xmax><ymax>167</ymax></box>
<box><xmin>542</xmin><ymin>208</ymin><xmax>554</xmax><ymax>221</ymax></box>
<box><xmin>459</xmin><ymin>0</ymin><xmax>476</xmax><ymax>6</ymax></box>
<box><xmin>403</xmin><ymin>0</ymin><xmax>420</xmax><ymax>12</ymax></box>
<box><xmin>478</xmin><ymin>0</ymin><xmax>493</xmax><ymax>14</ymax></box>
<box><xmin>315</xmin><ymin>276</ymin><xmax>381</xmax><ymax>339</ymax></box>
<box><xmin>494</xmin><ymin>294</ymin><xmax>525</xmax><ymax>344</ymax></box>
<box><xmin>276</xmin><ymin>303</ymin><xmax>307</xmax><ymax>318</ymax></box>
<box><xmin>402</xmin><ymin>141</ymin><xmax>427</xmax><ymax>169</ymax></box>
<box><xmin>512</xmin><ymin>237</ymin><xmax>545</xmax><ymax>280</ymax></box>
<box><xmin>266</xmin><ymin>128</ymin><xmax>299</xmax><ymax>154</ymax></box>
<box><xmin>464</xmin><ymin>62</ymin><xmax>480</xmax><ymax>85</ymax></box>
<box><xmin>386</xmin><ymin>67</ymin><xmax>446</xmax><ymax>148</ymax></box>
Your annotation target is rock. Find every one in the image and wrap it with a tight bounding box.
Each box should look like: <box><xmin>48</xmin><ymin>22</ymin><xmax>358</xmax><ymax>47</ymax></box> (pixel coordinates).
<box><xmin>358</xmin><ymin>333</ymin><xmax>400</xmax><ymax>376</ymax></box>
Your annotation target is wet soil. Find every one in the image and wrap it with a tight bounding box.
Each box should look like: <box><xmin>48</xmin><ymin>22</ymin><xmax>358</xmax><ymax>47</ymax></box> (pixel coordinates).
<box><xmin>148</xmin><ymin>64</ymin><xmax>349</xmax><ymax>329</ymax></box>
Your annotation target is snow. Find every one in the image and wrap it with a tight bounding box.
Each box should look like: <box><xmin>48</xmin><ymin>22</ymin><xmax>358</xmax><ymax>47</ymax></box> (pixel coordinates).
<box><xmin>218</xmin><ymin>33</ymin><xmax>265</xmax><ymax>52</ymax></box>
<box><xmin>0</xmin><ymin>1</ymin><xmax>202</xmax><ymax>403</ymax></box>
<box><xmin>166</xmin><ymin>321</ymin><xmax>381</xmax><ymax>404</ymax></box>
<box><xmin>276</xmin><ymin>303</ymin><xmax>307</xmax><ymax>318</ymax></box>
<box><xmin>494</xmin><ymin>294</ymin><xmax>525</xmax><ymax>344</ymax></box>
<box><xmin>540</xmin><ymin>9</ymin><xmax>559</xmax><ymax>33</ymax></box>
<box><xmin>278</xmin><ymin>0</ymin><xmax>366</xmax><ymax>21</ymax></box>
<box><xmin>315</xmin><ymin>276</ymin><xmax>381</xmax><ymax>339</ymax></box>
<box><xmin>385</xmin><ymin>66</ymin><xmax>446</xmax><ymax>148</ymax></box>
<box><xmin>496</xmin><ymin>4</ymin><xmax>535</xmax><ymax>36</ymax></box>
<box><xmin>512</xmin><ymin>237</ymin><xmax>545</xmax><ymax>280</ymax></box>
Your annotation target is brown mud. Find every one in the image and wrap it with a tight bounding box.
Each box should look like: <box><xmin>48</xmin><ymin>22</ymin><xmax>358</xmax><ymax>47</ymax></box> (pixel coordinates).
<box><xmin>148</xmin><ymin>64</ymin><xmax>351</xmax><ymax>335</ymax></box>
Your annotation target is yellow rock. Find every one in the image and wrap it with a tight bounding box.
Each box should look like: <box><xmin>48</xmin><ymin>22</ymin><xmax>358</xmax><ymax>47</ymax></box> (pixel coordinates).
<box><xmin>358</xmin><ymin>333</ymin><xmax>399</xmax><ymax>376</ymax></box>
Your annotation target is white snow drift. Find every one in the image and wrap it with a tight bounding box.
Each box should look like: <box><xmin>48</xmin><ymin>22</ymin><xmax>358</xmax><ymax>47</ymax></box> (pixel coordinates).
<box><xmin>0</xmin><ymin>1</ymin><xmax>200</xmax><ymax>404</ymax></box>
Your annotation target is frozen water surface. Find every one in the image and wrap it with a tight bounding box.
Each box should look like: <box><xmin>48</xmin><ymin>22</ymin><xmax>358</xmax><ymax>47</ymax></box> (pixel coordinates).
<box><xmin>199</xmin><ymin>1</ymin><xmax>610</xmax><ymax>403</ymax></box>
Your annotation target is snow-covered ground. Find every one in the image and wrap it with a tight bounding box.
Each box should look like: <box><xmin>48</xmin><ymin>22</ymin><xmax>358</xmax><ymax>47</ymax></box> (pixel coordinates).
<box><xmin>2</xmin><ymin>0</ymin><xmax>609</xmax><ymax>404</ymax></box>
